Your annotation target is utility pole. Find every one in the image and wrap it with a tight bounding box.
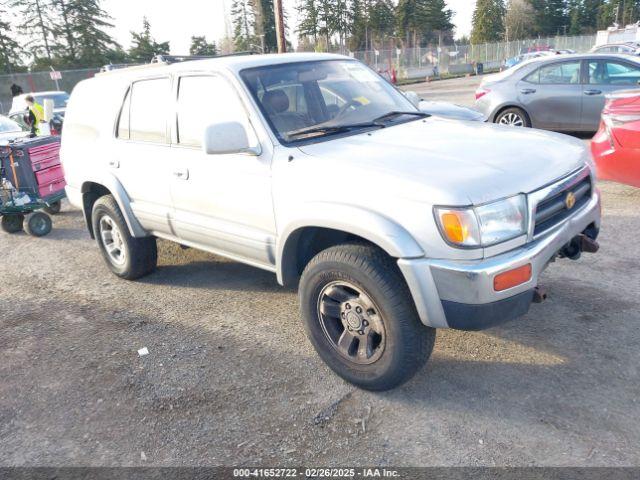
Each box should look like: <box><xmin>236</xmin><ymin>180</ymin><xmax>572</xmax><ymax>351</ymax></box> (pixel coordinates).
<box><xmin>274</xmin><ymin>0</ymin><xmax>286</xmax><ymax>53</ymax></box>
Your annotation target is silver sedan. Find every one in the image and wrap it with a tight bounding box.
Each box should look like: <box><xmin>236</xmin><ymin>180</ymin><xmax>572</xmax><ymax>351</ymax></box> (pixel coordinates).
<box><xmin>474</xmin><ymin>53</ymin><xmax>640</xmax><ymax>132</ymax></box>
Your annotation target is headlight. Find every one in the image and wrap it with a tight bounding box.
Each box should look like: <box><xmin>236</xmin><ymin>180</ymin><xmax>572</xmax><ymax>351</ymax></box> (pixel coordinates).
<box><xmin>435</xmin><ymin>195</ymin><xmax>527</xmax><ymax>248</ymax></box>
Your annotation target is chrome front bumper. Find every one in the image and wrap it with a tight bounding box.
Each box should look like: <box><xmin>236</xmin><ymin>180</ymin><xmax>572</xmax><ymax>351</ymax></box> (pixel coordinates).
<box><xmin>399</xmin><ymin>189</ymin><xmax>602</xmax><ymax>329</ymax></box>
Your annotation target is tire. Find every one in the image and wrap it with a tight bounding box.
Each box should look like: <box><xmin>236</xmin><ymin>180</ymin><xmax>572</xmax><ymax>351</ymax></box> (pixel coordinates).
<box><xmin>299</xmin><ymin>243</ymin><xmax>436</xmax><ymax>391</ymax></box>
<box><xmin>24</xmin><ymin>211</ymin><xmax>52</xmax><ymax>237</ymax></box>
<box><xmin>91</xmin><ymin>195</ymin><xmax>157</xmax><ymax>280</ymax></box>
<box><xmin>1</xmin><ymin>214</ymin><xmax>25</xmax><ymax>233</ymax></box>
<box><xmin>495</xmin><ymin>107</ymin><xmax>531</xmax><ymax>128</ymax></box>
<box><xmin>44</xmin><ymin>200</ymin><xmax>62</xmax><ymax>215</ymax></box>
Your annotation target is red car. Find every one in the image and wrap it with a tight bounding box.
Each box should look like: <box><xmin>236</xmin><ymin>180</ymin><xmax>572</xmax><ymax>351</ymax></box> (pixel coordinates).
<box><xmin>591</xmin><ymin>90</ymin><xmax>640</xmax><ymax>188</ymax></box>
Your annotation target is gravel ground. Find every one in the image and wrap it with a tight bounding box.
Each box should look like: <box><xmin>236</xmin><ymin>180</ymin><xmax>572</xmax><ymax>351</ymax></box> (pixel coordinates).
<box><xmin>1</xmin><ymin>77</ymin><xmax>639</xmax><ymax>467</ymax></box>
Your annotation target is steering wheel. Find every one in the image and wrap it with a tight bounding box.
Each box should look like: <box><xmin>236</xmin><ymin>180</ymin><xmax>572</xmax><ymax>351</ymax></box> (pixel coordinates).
<box><xmin>333</xmin><ymin>98</ymin><xmax>364</xmax><ymax>119</ymax></box>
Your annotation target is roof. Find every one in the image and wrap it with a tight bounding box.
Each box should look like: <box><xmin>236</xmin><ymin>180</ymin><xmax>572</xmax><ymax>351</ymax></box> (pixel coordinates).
<box><xmin>98</xmin><ymin>52</ymin><xmax>352</xmax><ymax>78</ymax></box>
<box><xmin>520</xmin><ymin>52</ymin><xmax>640</xmax><ymax>67</ymax></box>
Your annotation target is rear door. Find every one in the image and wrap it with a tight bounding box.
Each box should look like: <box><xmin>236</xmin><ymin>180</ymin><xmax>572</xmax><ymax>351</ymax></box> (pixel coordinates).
<box><xmin>518</xmin><ymin>59</ymin><xmax>583</xmax><ymax>130</ymax></box>
<box><xmin>112</xmin><ymin>77</ymin><xmax>175</xmax><ymax>234</ymax></box>
<box><xmin>582</xmin><ymin>58</ymin><xmax>640</xmax><ymax>131</ymax></box>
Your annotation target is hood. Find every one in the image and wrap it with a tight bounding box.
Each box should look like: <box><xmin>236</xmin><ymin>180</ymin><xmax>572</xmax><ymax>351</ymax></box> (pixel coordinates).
<box><xmin>419</xmin><ymin>100</ymin><xmax>485</xmax><ymax>122</ymax></box>
<box><xmin>297</xmin><ymin>117</ymin><xmax>588</xmax><ymax>205</ymax></box>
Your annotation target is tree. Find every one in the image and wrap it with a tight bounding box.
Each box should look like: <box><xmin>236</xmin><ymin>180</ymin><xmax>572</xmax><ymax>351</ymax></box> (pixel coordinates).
<box><xmin>9</xmin><ymin>0</ymin><xmax>55</xmax><ymax>63</ymax></box>
<box><xmin>368</xmin><ymin>0</ymin><xmax>395</xmax><ymax>47</ymax></box>
<box><xmin>231</xmin><ymin>0</ymin><xmax>257</xmax><ymax>51</ymax></box>
<box><xmin>296</xmin><ymin>0</ymin><xmax>319</xmax><ymax>45</ymax></box>
<box><xmin>397</xmin><ymin>0</ymin><xmax>453</xmax><ymax>48</ymax></box>
<box><xmin>471</xmin><ymin>0</ymin><xmax>506</xmax><ymax>44</ymax></box>
<box><xmin>58</xmin><ymin>0</ymin><xmax>122</xmax><ymax>67</ymax></box>
<box><xmin>0</xmin><ymin>6</ymin><xmax>23</xmax><ymax>73</ymax></box>
<box><xmin>505</xmin><ymin>0</ymin><xmax>535</xmax><ymax>40</ymax></box>
<box><xmin>254</xmin><ymin>0</ymin><xmax>276</xmax><ymax>52</ymax></box>
<box><xmin>128</xmin><ymin>18</ymin><xmax>169</xmax><ymax>63</ymax></box>
<box><xmin>189</xmin><ymin>35</ymin><xmax>218</xmax><ymax>56</ymax></box>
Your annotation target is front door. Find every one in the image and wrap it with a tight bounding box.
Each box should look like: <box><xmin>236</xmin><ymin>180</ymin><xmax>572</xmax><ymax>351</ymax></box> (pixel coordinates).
<box><xmin>169</xmin><ymin>74</ymin><xmax>276</xmax><ymax>269</ymax></box>
<box><xmin>112</xmin><ymin>77</ymin><xmax>175</xmax><ymax>235</ymax></box>
<box><xmin>582</xmin><ymin>59</ymin><xmax>640</xmax><ymax>131</ymax></box>
<box><xmin>518</xmin><ymin>59</ymin><xmax>583</xmax><ymax>130</ymax></box>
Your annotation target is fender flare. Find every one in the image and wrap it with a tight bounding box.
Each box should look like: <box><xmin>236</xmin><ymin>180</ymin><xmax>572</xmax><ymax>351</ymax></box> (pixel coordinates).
<box><xmin>276</xmin><ymin>202</ymin><xmax>424</xmax><ymax>285</ymax></box>
<box><xmin>81</xmin><ymin>173</ymin><xmax>147</xmax><ymax>238</ymax></box>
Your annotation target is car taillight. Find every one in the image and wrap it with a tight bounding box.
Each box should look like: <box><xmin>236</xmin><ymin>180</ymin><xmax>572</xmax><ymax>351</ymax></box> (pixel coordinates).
<box><xmin>475</xmin><ymin>88</ymin><xmax>490</xmax><ymax>100</ymax></box>
<box><xmin>602</xmin><ymin>113</ymin><xmax>640</xmax><ymax>127</ymax></box>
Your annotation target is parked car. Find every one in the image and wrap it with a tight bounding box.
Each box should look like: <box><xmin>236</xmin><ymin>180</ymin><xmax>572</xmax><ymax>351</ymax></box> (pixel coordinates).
<box><xmin>0</xmin><ymin>115</ymin><xmax>28</xmax><ymax>142</ymax></box>
<box><xmin>61</xmin><ymin>53</ymin><xmax>601</xmax><ymax>390</ymax></box>
<box><xmin>402</xmin><ymin>91</ymin><xmax>485</xmax><ymax>121</ymax></box>
<box><xmin>9</xmin><ymin>91</ymin><xmax>69</xmax><ymax>133</ymax></box>
<box><xmin>590</xmin><ymin>42</ymin><xmax>640</xmax><ymax>56</ymax></box>
<box><xmin>504</xmin><ymin>51</ymin><xmax>556</xmax><ymax>70</ymax></box>
<box><xmin>476</xmin><ymin>54</ymin><xmax>640</xmax><ymax>131</ymax></box>
<box><xmin>591</xmin><ymin>89</ymin><xmax>640</xmax><ymax>187</ymax></box>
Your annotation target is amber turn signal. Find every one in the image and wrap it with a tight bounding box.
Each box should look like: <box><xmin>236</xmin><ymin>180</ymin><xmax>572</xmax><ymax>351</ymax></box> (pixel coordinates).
<box><xmin>441</xmin><ymin>212</ymin><xmax>468</xmax><ymax>244</ymax></box>
<box><xmin>494</xmin><ymin>264</ymin><xmax>532</xmax><ymax>292</ymax></box>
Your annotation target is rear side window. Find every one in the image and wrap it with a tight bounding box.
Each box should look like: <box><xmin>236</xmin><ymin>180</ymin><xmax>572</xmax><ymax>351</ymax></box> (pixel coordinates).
<box><xmin>128</xmin><ymin>78</ymin><xmax>170</xmax><ymax>143</ymax></box>
<box><xmin>176</xmin><ymin>75</ymin><xmax>250</xmax><ymax>147</ymax></box>
<box><xmin>526</xmin><ymin>61</ymin><xmax>581</xmax><ymax>85</ymax></box>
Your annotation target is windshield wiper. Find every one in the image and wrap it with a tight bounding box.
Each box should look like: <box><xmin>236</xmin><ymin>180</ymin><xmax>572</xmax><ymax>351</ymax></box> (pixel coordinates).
<box><xmin>370</xmin><ymin>111</ymin><xmax>430</xmax><ymax>124</ymax></box>
<box><xmin>286</xmin><ymin>122</ymin><xmax>384</xmax><ymax>140</ymax></box>
<box><xmin>286</xmin><ymin>112</ymin><xmax>429</xmax><ymax>141</ymax></box>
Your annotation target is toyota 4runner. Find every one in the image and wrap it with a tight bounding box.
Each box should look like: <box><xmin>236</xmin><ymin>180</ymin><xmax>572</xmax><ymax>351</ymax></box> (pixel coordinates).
<box><xmin>61</xmin><ymin>53</ymin><xmax>602</xmax><ymax>390</ymax></box>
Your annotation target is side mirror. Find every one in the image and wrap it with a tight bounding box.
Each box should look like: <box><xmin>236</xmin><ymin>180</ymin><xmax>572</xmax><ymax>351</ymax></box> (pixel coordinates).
<box><xmin>403</xmin><ymin>91</ymin><xmax>422</xmax><ymax>108</ymax></box>
<box><xmin>202</xmin><ymin>121</ymin><xmax>261</xmax><ymax>156</ymax></box>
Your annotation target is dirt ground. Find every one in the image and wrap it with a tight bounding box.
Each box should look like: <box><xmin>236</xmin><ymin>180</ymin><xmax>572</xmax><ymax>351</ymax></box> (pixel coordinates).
<box><xmin>1</xmin><ymin>77</ymin><xmax>639</xmax><ymax>467</ymax></box>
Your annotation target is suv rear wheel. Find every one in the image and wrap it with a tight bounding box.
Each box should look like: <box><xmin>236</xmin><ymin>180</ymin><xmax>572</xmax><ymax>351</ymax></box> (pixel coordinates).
<box><xmin>91</xmin><ymin>195</ymin><xmax>157</xmax><ymax>280</ymax></box>
<box><xmin>299</xmin><ymin>243</ymin><xmax>435</xmax><ymax>391</ymax></box>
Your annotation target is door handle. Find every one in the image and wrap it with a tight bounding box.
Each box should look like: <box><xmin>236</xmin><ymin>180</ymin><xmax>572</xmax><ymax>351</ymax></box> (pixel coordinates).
<box><xmin>584</xmin><ymin>89</ymin><xmax>602</xmax><ymax>96</ymax></box>
<box><xmin>520</xmin><ymin>88</ymin><xmax>536</xmax><ymax>94</ymax></box>
<box><xmin>173</xmin><ymin>168</ymin><xmax>189</xmax><ymax>180</ymax></box>
<box><xmin>107</xmin><ymin>159</ymin><xmax>119</xmax><ymax>168</ymax></box>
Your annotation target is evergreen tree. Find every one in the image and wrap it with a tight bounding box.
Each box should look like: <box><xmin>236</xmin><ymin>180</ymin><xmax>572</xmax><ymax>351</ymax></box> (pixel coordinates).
<box><xmin>231</xmin><ymin>0</ymin><xmax>257</xmax><ymax>51</ymax></box>
<box><xmin>189</xmin><ymin>36</ymin><xmax>218</xmax><ymax>56</ymax></box>
<box><xmin>61</xmin><ymin>0</ymin><xmax>121</xmax><ymax>66</ymax></box>
<box><xmin>296</xmin><ymin>0</ymin><xmax>319</xmax><ymax>45</ymax></box>
<box><xmin>254</xmin><ymin>0</ymin><xmax>276</xmax><ymax>52</ymax></box>
<box><xmin>471</xmin><ymin>0</ymin><xmax>506</xmax><ymax>44</ymax></box>
<box><xmin>369</xmin><ymin>0</ymin><xmax>395</xmax><ymax>47</ymax></box>
<box><xmin>0</xmin><ymin>6</ymin><xmax>23</xmax><ymax>72</ymax></box>
<box><xmin>9</xmin><ymin>0</ymin><xmax>55</xmax><ymax>63</ymax></box>
<box><xmin>397</xmin><ymin>0</ymin><xmax>453</xmax><ymax>47</ymax></box>
<box><xmin>128</xmin><ymin>18</ymin><xmax>169</xmax><ymax>63</ymax></box>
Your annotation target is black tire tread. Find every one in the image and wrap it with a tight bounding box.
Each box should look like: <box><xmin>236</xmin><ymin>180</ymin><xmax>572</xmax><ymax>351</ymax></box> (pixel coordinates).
<box><xmin>495</xmin><ymin>107</ymin><xmax>531</xmax><ymax>128</ymax></box>
<box><xmin>1</xmin><ymin>214</ymin><xmax>24</xmax><ymax>234</ymax></box>
<box><xmin>300</xmin><ymin>242</ymin><xmax>435</xmax><ymax>391</ymax></box>
<box><xmin>24</xmin><ymin>212</ymin><xmax>52</xmax><ymax>237</ymax></box>
<box><xmin>92</xmin><ymin>195</ymin><xmax>157</xmax><ymax>280</ymax></box>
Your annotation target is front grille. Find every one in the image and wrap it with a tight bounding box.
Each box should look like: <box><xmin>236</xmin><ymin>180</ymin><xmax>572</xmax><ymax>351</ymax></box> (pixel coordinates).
<box><xmin>534</xmin><ymin>176</ymin><xmax>592</xmax><ymax>236</ymax></box>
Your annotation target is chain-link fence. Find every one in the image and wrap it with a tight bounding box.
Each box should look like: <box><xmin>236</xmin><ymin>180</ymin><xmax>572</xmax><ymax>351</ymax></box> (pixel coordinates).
<box><xmin>344</xmin><ymin>34</ymin><xmax>598</xmax><ymax>81</ymax></box>
<box><xmin>0</xmin><ymin>68</ymin><xmax>99</xmax><ymax>114</ymax></box>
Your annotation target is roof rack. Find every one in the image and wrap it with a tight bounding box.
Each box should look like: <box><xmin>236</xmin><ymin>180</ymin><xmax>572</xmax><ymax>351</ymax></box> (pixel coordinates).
<box><xmin>150</xmin><ymin>52</ymin><xmax>260</xmax><ymax>65</ymax></box>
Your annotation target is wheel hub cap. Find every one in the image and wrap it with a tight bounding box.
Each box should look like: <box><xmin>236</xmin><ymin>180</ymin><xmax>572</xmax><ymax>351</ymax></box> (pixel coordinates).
<box><xmin>317</xmin><ymin>281</ymin><xmax>386</xmax><ymax>365</ymax></box>
<box><xmin>99</xmin><ymin>215</ymin><xmax>126</xmax><ymax>266</ymax></box>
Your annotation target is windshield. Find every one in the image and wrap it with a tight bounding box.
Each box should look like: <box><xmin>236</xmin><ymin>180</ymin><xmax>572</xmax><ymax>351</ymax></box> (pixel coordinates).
<box><xmin>240</xmin><ymin>60</ymin><xmax>418</xmax><ymax>143</ymax></box>
<box><xmin>35</xmin><ymin>93</ymin><xmax>70</xmax><ymax>109</ymax></box>
<box><xmin>0</xmin><ymin>116</ymin><xmax>21</xmax><ymax>132</ymax></box>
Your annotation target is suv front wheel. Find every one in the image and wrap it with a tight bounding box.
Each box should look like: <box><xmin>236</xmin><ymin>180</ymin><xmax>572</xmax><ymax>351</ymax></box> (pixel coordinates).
<box><xmin>92</xmin><ymin>195</ymin><xmax>157</xmax><ymax>280</ymax></box>
<box><xmin>299</xmin><ymin>243</ymin><xmax>435</xmax><ymax>391</ymax></box>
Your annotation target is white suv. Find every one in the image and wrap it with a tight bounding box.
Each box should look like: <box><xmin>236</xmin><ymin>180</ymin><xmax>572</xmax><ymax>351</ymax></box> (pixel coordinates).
<box><xmin>61</xmin><ymin>53</ymin><xmax>601</xmax><ymax>390</ymax></box>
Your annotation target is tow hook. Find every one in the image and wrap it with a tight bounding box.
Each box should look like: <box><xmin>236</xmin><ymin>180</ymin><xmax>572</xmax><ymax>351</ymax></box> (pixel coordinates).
<box><xmin>579</xmin><ymin>234</ymin><xmax>600</xmax><ymax>254</ymax></box>
<box><xmin>560</xmin><ymin>234</ymin><xmax>600</xmax><ymax>260</ymax></box>
<box><xmin>533</xmin><ymin>286</ymin><xmax>548</xmax><ymax>304</ymax></box>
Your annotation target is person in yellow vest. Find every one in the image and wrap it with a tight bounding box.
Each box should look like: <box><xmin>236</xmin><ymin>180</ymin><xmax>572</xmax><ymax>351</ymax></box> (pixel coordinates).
<box><xmin>24</xmin><ymin>95</ymin><xmax>45</xmax><ymax>136</ymax></box>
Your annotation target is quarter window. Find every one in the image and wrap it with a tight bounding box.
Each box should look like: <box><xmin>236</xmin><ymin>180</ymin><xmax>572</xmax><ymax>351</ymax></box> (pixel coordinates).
<box><xmin>177</xmin><ymin>75</ymin><xmax>251</xmax><ymax>147</ymax></box>
<box><xmin>129</xmin><ymin>78</ymin><xmax>170</xmax><ymax>143</ymax></box>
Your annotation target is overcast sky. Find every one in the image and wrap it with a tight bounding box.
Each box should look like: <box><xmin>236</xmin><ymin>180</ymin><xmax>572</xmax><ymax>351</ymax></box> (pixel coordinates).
<box><xmin>103</xmin><ymin>0</ymin><xmax>476</xmax><ymax>54</ymax></box>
